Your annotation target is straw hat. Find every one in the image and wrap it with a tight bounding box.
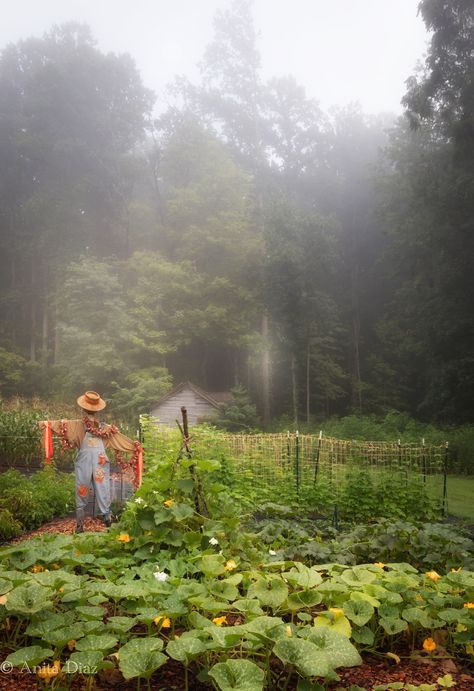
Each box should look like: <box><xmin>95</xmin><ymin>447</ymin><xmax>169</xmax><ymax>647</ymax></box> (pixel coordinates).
<box><xmin>76</xmin><ymin>391</ymin><xmax>106</xmax><ymax>412</ymax></box>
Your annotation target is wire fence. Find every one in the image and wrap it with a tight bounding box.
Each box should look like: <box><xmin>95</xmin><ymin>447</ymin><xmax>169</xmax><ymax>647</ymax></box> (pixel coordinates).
<box><xmin>140</xmin><ymin>420</ymin><xmax>449</xmax><ymax>518</ymax></box>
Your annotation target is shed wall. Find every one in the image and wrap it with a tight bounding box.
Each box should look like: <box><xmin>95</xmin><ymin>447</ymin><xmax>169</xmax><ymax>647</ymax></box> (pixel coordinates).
<box><xmin>150</xmin><ymin>386</ymin><xmax>218</xmax><ymax>426</ymax></box>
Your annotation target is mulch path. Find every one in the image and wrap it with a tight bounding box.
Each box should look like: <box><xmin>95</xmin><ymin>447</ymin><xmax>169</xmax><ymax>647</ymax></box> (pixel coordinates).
<box><xmin>9</xmin><ymin>516</ymin><xmax>107</xmax><ymax>544</ymax></box>
<box><xmin>2</xmin><ymin>518</ymin><xmax>473</xmax><ymax>689</ymax></box>
<box><xmin>0</xmin><ymin>655</ymin><xmax>472</xmax><ymax>690</ymax></box>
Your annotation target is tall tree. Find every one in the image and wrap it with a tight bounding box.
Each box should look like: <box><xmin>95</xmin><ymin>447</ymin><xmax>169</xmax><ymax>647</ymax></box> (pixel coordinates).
<box><xmin>0</xmin><ymin>23</ymin><xmax>153</xmax><ymax>382</ymax></box>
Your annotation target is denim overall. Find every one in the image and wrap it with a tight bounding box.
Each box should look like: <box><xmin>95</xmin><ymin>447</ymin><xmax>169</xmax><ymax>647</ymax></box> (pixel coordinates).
<box><xmin>75</xmin><ymin>425</ymin><xmax>111</xmax><ymax>526</ymax></box>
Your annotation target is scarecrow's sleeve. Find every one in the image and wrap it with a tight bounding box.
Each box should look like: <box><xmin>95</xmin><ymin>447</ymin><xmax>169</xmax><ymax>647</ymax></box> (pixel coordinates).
<box><xmin>104</xmin><ymin>427</ymin><xmax>143</xmax><ymax>488</ymax></box>
<box><xmin>37</xmin><ymin>419</ymin><xmax>83</xmax><ymax>447</ymax></box>
<box><xmin>103</xmin><ymin>427</ymin><xmax>137</xmax><ymax>453</ymax></box>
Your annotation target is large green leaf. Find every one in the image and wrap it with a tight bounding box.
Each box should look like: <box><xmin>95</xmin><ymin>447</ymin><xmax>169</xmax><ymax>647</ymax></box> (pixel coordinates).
<box><xmin>105</xmin><ymin>616</ymin><xmax>137</xmax><ymax>632</ymax></box>
<box><xmin>118</xmin><ymin>638</ymin><xmax>166</xmax><ymax>679</ymax></box>
<box><xmin>313</xmin><ymin>610</ymin><xmax>352</xmax><ymax>638</ymax></box>
<box><xmin>199</xmin><ymin>554</ymin><xmax>226</xmax><ymax>577</ymax></box>
<box><xmin>25</xmin><ymin>610</ymin><xmax>76</xmax><ymax>637</ymax></box>
<box><xmin>340</xmin><ymin>568</ymin><xmax>376</xmax><ymax>587</ymax></box>
<box><xmin>5</xmin><ymin>646</ymin><xmax>54</xmax><ymax>668</ymax></box>
<box><xmin>304</xmin><ymin>627</ymin><xmax>362</xmax><ymax>668</ymax></box>
<box><xmin>170</xmin><ymin>502</ymin><xmax>195</xmax><ymax>522</ymax></box>
<box><xmin>343</xmin><ymin>599</ymin><xmax>374</xmax><ymax>626</ymax></box>
<box><xmin>44</xmin><ymin>624</ymin><xmax>89</xmax><ymax>647</ymax></box>
<box><xmin>273</xmin><ymin>638</ymin><xmax>331</xmax><ymax>677</ymax></box>
<box><xmin>209</xmin><ymin>623</ymin><xmax>248</xmax><ymax>648</ymax></box>
<box><xmin>243</xmin><ymin>616</ymin><xmax>287</xmax><ymax>643</ymax></box>
<box><xmin>287</xmin><ymin>589</ymin><xmax>322</xmax><ymax>610</ymax></box>
<box><xmin>76</xmin><ymin>634</ymin><xmax>118</xmax><ymax>651</ymax></box>
<box><xmin>247</xmin><ymin>577</ymin><xmax>288</xmax><ymax>610</ymax></box>
<box><xmin>209</xmin><ymin>658</ymin><xmax>265</xmax><ymax>691</ymax></box>
<box><xmin>209</xmin><ymin>579</ymin><xmax>239</xmax><ymax>601</ymax></box>
<box><xmin>75</xmin><ymin>605</ymin><xmax>105</xmax><ymax>620</ymax></box>
<box><xmin>5</xmin><ymin>583</ymin><xmax>53</xmax><ymax>614</ymax></box>
<box><xmin>379</xmin><ymin>617</ymin><xmax>408</xmax><ymax>634</ymax></box>
<box><xmin>283</xmin><ymin>563</ymin><xmax>323</xmax><ymax>589</ymax></box>
<box><xmin>232</xmin><ymin>599</ymin><xmax>264</xmax><ymax>616</ymax></box>
<box><xmin>166</xmin><ymin>635</ymin><xmax>207</xmax><ymax>663</ymax></box>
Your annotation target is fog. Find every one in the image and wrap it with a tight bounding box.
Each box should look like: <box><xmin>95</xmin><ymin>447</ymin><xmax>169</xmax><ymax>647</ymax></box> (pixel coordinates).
<box><xmin>1</xmin><ymin>0</ymin><xmax>471</xmax><ymax>426</ymax></box>
<box><xmin>1</xmin><ymin>0</ymin><xmax>429</xmax><ymax>114</ymax></box>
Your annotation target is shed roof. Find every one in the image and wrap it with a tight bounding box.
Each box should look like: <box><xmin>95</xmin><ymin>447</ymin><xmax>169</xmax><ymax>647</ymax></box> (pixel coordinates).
<box><xmin>151</xmin><ymin>381</ymin><xmax>231</xmax><ymax>410</ymax></box>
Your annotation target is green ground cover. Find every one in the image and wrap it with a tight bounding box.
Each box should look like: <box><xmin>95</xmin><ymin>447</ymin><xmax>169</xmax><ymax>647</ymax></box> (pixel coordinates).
<box><xmin>445</xmin><ymin>476</ymin><xmax>474</xmax><ymax>521</ymax></box>
<box><xmin>0</xmin><ymin>430</ymin><xmax>472</xmax><ymax>690</ymax></box>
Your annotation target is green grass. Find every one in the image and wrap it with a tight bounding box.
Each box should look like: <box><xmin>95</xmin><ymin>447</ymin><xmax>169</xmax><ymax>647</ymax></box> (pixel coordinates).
<box><xmin>445</xmin><ymin>475</ymin><xmax>474</xmax><ymax>521</ymax></box>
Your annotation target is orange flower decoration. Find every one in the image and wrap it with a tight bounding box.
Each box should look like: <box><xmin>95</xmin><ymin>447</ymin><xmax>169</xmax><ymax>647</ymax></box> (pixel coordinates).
<box><xmin>77</xmin><ymin>484</ymin><xmax>89</xmax><ymax>497</ymax></box>
<box><xmin>464</xmin><ymin>602</ymin><xmax>474</xmax><ymax>609</ymax></box>
<box><xmin>117</xmin><ymin>533</ymin><xmax>131</xmax><ymax>543</ymax></box>
<box><xmin>154</xmin><ymin>615</ymin><xmax>171</xmax><ymax>628</ymax></box>
<box><xmin>423</xmin><ymin>637</ymin><xmax>437</xmax><ymax>653</ymax></box>
<box><xmin>425</xmin><ymin>570</ymin><xmax>441</xmax><ymax>582</ymax></box>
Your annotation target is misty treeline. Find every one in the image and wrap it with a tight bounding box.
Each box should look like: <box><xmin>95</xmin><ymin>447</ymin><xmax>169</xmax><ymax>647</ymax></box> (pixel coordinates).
<box><xmin>0</xmin><ymin>0</ymin><xmax>472</xmax><ymax>425</ymax></box>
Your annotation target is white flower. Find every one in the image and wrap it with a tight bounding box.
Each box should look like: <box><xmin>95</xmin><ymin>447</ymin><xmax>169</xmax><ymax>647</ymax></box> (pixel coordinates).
<box><xmin>153</xmin><ymin>570</ymin><xmax>168</xmax><ymax>582</ymax></box>
<box><xmin>209</xmin><ymin>537</ymin><xmax>219</xmax><ymax>546</ymax></box>
<box><xmin>269</xmin><ymin>549</ymin><xmax>277</xmax><ymax>556</ymax></box>
<box><xmin>134</xmin><ymin>497</ymin><xmax>144</xmax><ymax>504</ymax></box>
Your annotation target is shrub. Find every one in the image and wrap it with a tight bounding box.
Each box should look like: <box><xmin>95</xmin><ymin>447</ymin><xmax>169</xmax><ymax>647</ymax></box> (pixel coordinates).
<box><xmin>0</xmin><ymin>467</ymin><xmax>75</xmax><ymax>540</ymax></box>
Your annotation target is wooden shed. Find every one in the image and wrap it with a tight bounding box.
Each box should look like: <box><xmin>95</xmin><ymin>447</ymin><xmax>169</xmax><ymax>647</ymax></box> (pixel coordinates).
<box><xmin>150</xmin><ymin>382</ymin><xmax>232</xmax><ymax>427</ymax></box>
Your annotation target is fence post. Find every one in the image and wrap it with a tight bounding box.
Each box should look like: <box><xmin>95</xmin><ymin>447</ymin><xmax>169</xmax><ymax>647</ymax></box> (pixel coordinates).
<box><xmin>313</xmin><ymin>430</ymin><xmax>322</xmax><ymax>485</ymax></box>
<box><xmin>422</xmin><ymin>437</ymin><xmax>426</xmax><ymax>484</ymax></box>
<box><xmin>442</xmin><ymin>442</ymin><xmax>449</xmax><ymax>516</ymax></box>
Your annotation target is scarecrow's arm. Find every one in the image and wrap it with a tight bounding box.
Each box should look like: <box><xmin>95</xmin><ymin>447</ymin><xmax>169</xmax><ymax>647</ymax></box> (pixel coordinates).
<box><xmin>38</xmin><ymin>419</ymin><xmax>84</xmax><ymax>447</ymax></box>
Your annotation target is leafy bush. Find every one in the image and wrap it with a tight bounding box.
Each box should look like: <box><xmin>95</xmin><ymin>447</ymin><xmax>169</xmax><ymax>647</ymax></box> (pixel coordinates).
<box><xmin>266</xmin><ymin>515</ymin><xmax>474</xmax><ymax>572</ymax></box>
<box><xmin>0</xmin><ymin>467</ymin><xmax>75</xmax><ymax>540</ymax></box>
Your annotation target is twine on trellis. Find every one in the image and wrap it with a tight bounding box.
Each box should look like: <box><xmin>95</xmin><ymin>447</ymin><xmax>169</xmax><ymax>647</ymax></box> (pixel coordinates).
<box><xmin>214</xmin><ymin>431</ymin><xmax>446</xmax><ymax>503</ymax></box>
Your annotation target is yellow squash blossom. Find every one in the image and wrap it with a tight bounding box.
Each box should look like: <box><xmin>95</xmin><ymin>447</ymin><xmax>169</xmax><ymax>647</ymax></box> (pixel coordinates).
<box><xmin>425</xmin><ymin>570</ymin><xmax>441</xmax><ymax>582</ymax></box>
<box><xmin>212</xmin><ymin>616</ymin><xmax>227</xmax><ymax>626</ymax></box>
<box><xmin>224</xmin><ymin>559</ymin><xmax>237</xmax><ymax>572</ymax></box>
<box><xmin>37</xmin><ymin>660</ymin><xmax>61</xmax><ymax>680</ymax></box>
<box><xmin>373</xmin><ymin>562</ymin><xmax>385</xmax><ymax>568</ymax></box>
<box><xmin>58</xmin><ymin>587</ymin><xmax>64</xmax><ymax>593</ymax></box>
<box><xmin>154</xmin><ymin>615</ymin><xmax>171</xmax><ymax>628</ymax></box>
<box><xmin>164</xmin><ymin>499</ymin><xmax>174</xmax><ymax>507</ymax></box>
<box><xmin>423</xmin><ymin>637</ymin><xmax>437</xmax><ymax>653</ymax></box>
<box><xmin>31</xmin><ymin>564</ymin><xmax>44</xmax><ymax>573</ymax></box>
<box><xmin>464</xmin><ymin>602</ymin><xmax>474</xmax><ymax>609</ymax></box>
<box><xmin>117</xmin><ymin>533</ymin><xmax>131</xmax><ymax>543</ymax></box>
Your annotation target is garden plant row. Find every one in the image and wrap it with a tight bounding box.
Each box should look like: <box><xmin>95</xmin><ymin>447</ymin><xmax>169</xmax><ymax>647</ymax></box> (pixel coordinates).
<box><xmin>0</xmin><ymin>437</ymin><xmax>472</xmax><ymax>690</ymax></box>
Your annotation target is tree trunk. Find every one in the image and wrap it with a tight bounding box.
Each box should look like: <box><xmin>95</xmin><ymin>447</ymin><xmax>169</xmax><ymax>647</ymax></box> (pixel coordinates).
<box><xmin>30</xmin><ymin>260</ymin><xmax>36</xmax><ymax>362</ymax></box>
<box><xmin>350</xmin><ymin>263</ymin><xmax>363</xmax><ymax>413</ymax></box>
<box><xmin>261</xmin><ymin>314</ymin><xmax>270</xmax><ymax>428</ymax></box>
<box><xmin>41</xmin><ymin>306</ymin><xmax>49</xmax><ymax>365</ymax></box>
<box><xmin>53</xmin><ymin>305</ymin><xmax>60</xmax><ymax>364</ymax></box>
<box><xmin>291</xmin><ymin>353</ymin><xmax>298</xmax><ymax>426</ymax></box>
<box><xmin>306</xmin><ymin>340</ymin><xmax>311</xmax><ymax>424</ymax></box>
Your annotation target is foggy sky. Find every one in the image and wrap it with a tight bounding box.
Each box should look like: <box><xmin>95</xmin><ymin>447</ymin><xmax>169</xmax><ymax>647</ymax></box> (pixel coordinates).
<box><xmin>0</xmin><ymin>0</ymin><xmax>429</xmax><ymax>115</ymax></box>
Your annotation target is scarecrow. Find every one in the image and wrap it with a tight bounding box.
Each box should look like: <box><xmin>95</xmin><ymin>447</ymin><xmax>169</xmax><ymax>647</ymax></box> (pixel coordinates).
<box><xmin>39</xmin><ymin>391</ymin><xmax>143</xmax><ymax>533</ymax></box>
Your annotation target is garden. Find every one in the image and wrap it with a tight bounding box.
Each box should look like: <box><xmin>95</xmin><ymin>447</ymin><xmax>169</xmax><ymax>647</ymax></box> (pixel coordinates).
<box><xmin>0</xmin><ymin>412</ymin><xmax>473</xmax><ymax>691</ymax></box>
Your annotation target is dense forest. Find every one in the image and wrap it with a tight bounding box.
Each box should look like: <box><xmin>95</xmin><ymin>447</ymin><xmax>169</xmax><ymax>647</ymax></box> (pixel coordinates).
<box><xmin>0</xmin><ymin>0</ymin><xmax>472</xmax><ymax>426</ymax></box>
